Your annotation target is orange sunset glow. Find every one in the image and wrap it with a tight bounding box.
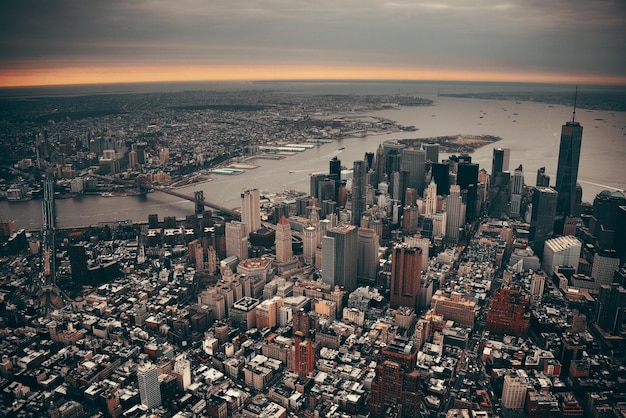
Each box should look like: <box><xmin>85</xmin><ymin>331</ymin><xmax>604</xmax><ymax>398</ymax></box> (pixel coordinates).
<box><xmin>2</xmin><ymin>65</ymin><xmax>625</xmax><ymax>88</ymax></box>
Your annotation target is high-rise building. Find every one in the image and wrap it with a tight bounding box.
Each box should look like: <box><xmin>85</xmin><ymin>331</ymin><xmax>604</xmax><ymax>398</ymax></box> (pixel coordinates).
<box><xmin>275</xmin><ymin>215</ymin><xmax>292</xmax><ymax>263</ymax></box>
<box><xmin>225</xmin><ymin>221</ymin><xmax>248</xmax><ymax>261</ymax></box>
<box><xmin>321</xmin><ymin>224</ymin><xmax>358</xmax><ymax>292</ymax></box>
<box><xmin>173</xmin><ymin>355</ymin><xmax>192</xmax><ymax>390</ymax></box>
<box><xmin>423</xmin><ymin>179</ymin><xmax>437</xmax><ymax>216</ymax></box>
<box><xmin>400</xmin><ymin>147</ymin><xmax>426</xmax><ymax>195</ymax></box>
<box><xmin>351</xmin><ymin>160</ymin><xmax>367</xmax><ymax>226</ymax></box>
<box><xmin>424</xmin><ymin>142</ymin><xmax>439</xmax><ymax>163</ymax></box>
<box><xmin>240</xmin><ymin>188</ymin><xmax>260</xmax><ymax>235</ymax></box>
<box><xmin>445</xmin><ymin>185</ymin><xmax>464</xmax><ymax>244</ymax></box>
<box><xmin>137</xmin><ymin>361</ymin><xmax>162</xmax><ymax>409</ymax></box>
<box><xmin>530</xmin><ymin>186</ymin><xmax>558</xmax><ymax>257</ymax></box>
<box><xmin>491</xmin><ymin>147</ymin><xmax>510</xmax><ymax>176</ymax></box>
<box><xmin>68</xmin><ymin>244</ymin><xmax>89</xmax><ymax>285</ymax></box>
<box><xmin>542</xmin><ymin>235</ymin><xmax>581</xmax><ymax>276</ymax></box>
<box><xmin>390</xmin><ymin>243</ymin><xmax>422</xmax><ymax>309</ymax></box>
<box><xmin>370</xmin><ymin>338</ymin><xmax>421</xmax><ymax>418</ymax></box>
<box><xmin>373</xmin><ymin>144</ymin><xmax>385</xmax><ymax>187</ymax></box>
<box><xmin>431</xmin><ymin>163</ymin><xmax>450</xmax><ymax>196</ymax></box>
<box><xmin>290</xmin><ymin>334</ymin><xmax>314</xmax><ymax>378</ymax></box>
<box><xmin>303</xmin><ymin>226</ymin><xmax>317</xmax><ymax>265</ymax></box>
<box><xmin>595</xmin><ymin>283</ymin><xmax>626</xmax><ymax>335</ymax></box>
<box><xmin>555</xmin><ymin>113</ymin><xmax>583</xmax><ymax>219</ymax></box>
<box><xmin>510</xmin><ymin>164</ymin><xmax>524</xmax><ymax>218</ymax></box>
<box><xmin>357</xmin><ymin>227</ymin><xmax>379</xmax><ymax>286</ymax></box>
<box><xmin>536</xmin><ymin>166</ymin><xmax>550</xmax><ymax>187</ymax></box>
<box><xmin>457</xmin><ymin>162</ymin><xmax>479</xmax><ymax>222</ymax></box>
<box><xmin>501</xmin><ymin>372</ymin><xmax>528</xmax><ymax>409</ymax></box>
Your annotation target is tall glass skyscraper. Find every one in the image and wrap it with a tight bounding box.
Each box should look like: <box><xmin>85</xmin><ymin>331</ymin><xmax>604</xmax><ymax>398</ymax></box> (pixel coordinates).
<box><xmin>555</xmin><ymin>119</ymin><xmax>583</xmax><ymax>217</ymax></box>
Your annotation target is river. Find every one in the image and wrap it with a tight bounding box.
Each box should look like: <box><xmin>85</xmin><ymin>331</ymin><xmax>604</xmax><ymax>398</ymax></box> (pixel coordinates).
<box><xmin>1</xmin><ymin>90</ymin><xmax>625</xmax><ymax>230</ymax></box>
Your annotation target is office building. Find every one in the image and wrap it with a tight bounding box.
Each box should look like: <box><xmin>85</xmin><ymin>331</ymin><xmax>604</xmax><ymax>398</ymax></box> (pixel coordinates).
<box><xmin>431</xmin><ymin>162</ymin><xmax>450</xmax><ymax>196</ymax></box>
<box><xmin>240</xmin><ymin>188</ymin><xmax>260</xmax><ymax>235</ymax></box>
<box><xmin>275</xmin><ymin>215</ymin><xmax>292</xmax><ymax>263</ymax></box>
<box><xmin>68</xmin><ymin>244</ymin><xmax>90</xmax><ymax>285</ymax></box>
<box><xmin>555</xmin><ymin>113</ymin><xmax>583</xmax><ymax>219</ymax></box>
<box><xmin>491</xmin><ymin>147</ymin><xmax>510</xmax><ymax>176</ymax></box>
<box><xmin>431</xmin><ymin>291</ymin><xmax>477</xmax><ymax>327</ymax></box>
<box><xmin>290</xmin><ymin>335</ymin><xmax>314</xmax><ymax>378</ymax></box>
<box><xmin>357</xmin><ymin>227</ymin><xmax>379</xmax><ymax>285</ymax></box>
<box><xmin>370</xmin><ymin>339</ymin><xmax>421</xmax><ymax>418</ymax></box>
<box><xmin>390</xmin><ymin>243</ymin><xmax>422</xmax><ymax>309</ymax></box>
<box><xmin>173</xmin><ymin>355</ymin><xmax>192</xmax><ymax>391</ymax></box>
<box><xmin>530</xmin><ymin>187</ymin><xmax>558</xmax><ymax>257</ymax></box>
<box><xmin>137</xmin><ymin>361</ymin><xmax>162</xmax><ymax>409</ymax></box>
<box><xmin>303</xmin><ymin>226</ymin><xmax>317</xmax><ymax>265</ymax></box>
<box><xmin>351</xmin><ymin>160</ymin><xmax>367</xmax><ymax>226</ymax></box>
<box><xmin>401</xmin><ymin>147</ymin><xmax>426</xmax><ymax>194</ymax></box>
<box><xmin>457</xmin><ymin>162</ymin><xmax>479</xmax><ymax>222</ymax></box>
<box><xmin>445</xmin><ymin>185</ymin><xmax>464</xmax><ymax>244</ymax></box>
<box><xmin>424</xmin><ymin>179</ymin><xmax>438</xmax><ymax>216</ymax></box>
<box><xmin>424</xmin><ymin>142</ymin><xmax>439</xmax><ymax>163</ymax></box>
<box><xmin>230</xmin><ymin>297</ymin><xmax>259</xmax><ymax>330</ymax></box>
<box><xmin>322</xmin><ymin>224</ymin><xmax>358</xmax><ymax>292</ymax></box>
<box><xmin>225</xmin><ymin>221</ymin><xmax>248</xmax><ymax>261</ymax></box>
<box><xmin>595</xmin><ymin>283</ymin><xmax>626</xmax><ymax>335</ymax></box>
<box><xmin>536</xmin><ymin>166</ymin><xmax>550</xmax><ymax>187</ymax></box>
<box><xmin>510</xmin><ymin>164</ymin><xmax>524</xmax><ymax>218</ymax></box>
<box><xmin>501</xmin><ymin>372</ymin><xmax>528</xmax><ymax>409</ymax></box>
<box><xmin>542</xmin><ymin>235</ymin><xmax>581</xmax><ymax>276</ymax></box>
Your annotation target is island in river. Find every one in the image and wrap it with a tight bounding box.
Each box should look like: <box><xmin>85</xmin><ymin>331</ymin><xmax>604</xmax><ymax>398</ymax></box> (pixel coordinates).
<box><xmin>396</xmin><ymin>134</ymin><xmax>501</xmax><ymax>154</ymax></box>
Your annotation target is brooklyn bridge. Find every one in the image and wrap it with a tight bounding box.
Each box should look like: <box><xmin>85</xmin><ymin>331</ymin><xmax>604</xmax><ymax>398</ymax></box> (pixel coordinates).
<box><xmin>89</xmin><ymin>173</ymin><xmax>241</xmax><ymax>219</ymax></box>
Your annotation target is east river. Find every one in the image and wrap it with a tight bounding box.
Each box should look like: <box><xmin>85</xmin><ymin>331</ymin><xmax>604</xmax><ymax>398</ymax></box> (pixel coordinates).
<box><xmin>2</xmin><ymin>94</ymin><xmax>625</xmax><ymax>230</ymax></box>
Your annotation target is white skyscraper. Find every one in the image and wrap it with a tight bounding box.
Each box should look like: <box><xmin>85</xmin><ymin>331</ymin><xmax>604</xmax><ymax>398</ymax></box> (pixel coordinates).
<box><xmin>240</xmin><ymin>188</ymin><xmax>260</xmax><ymax>235</ymax></box>
<box><xmin>303</xmin><ymin>226</ymin><xmax>317</xmax><ymax>265</ymax></box>
<box><xmin>445</xmin><ymin>185</ymin><xmax>464</xmax><ymax>244</ymax></box>
<box><xmin>424</xmin><ymin>179</ymin><xmax>437</xmax><ymax>216</ymax></box>
<box><xmin>137</xmin><ymin>361</ymin><xmax>161</xmax><ymax>409</ymax></box>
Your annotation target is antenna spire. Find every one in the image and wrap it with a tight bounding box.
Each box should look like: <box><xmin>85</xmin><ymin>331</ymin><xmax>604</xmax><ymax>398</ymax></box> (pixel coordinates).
<box><xmin>572</xmin><ymin>86</ymin><xmax>578</xmax><ymax>124</ymax></box>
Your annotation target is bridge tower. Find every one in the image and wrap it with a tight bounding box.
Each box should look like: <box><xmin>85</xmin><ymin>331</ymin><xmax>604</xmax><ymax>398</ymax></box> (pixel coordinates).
<box><xmin>194</xmin><ymin>190</ymin><xmax>205</xmax><ymax>215</ymax></box>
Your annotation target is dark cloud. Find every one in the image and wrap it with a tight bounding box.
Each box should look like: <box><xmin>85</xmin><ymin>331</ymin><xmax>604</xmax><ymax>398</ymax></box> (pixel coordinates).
<box><xmin>1</xmin><ymin>0</ymin><xmax>624</xmax><ymax>79</ymax></box>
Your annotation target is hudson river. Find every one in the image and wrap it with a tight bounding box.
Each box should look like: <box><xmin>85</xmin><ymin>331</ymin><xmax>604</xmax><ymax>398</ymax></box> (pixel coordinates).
<box><xmin>1</xmin><ymin>85</ymin><xmax>625</xmax><ymax>230</ymax></box>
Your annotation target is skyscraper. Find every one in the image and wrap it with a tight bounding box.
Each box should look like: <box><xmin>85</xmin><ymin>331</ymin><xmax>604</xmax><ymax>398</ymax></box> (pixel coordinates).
<box><xmin>555</xmin><ymin>110</ymin><xmax>583</xmax><ymax>219</ymax></box>
<box><xmin>351</xmin><ymin>160</ymin><xmax>367</xmax><ymax>226</ymax></box>
<box><xmin>240</xmin><ymin>188</ymin><xmax>260</xmax><ymax>235</ymax></box>
<box><xmin>491</xmin><ymin>147</ymin><xmax>510</xmax><ymax>176</ymax></box>
<box><xmin>530</xmin><ymin>186</ymin><xmax>558</xmax><ymax>257</ymax></box>
<box><xmin>510</xmin><ymin>164</ymin><xmax>524</xmax><ymax>218</ymax></box>
<box><xmin>445</xmin><ymin>185</ymin><xmax>464</xmax><ymax>244</ymax></box>
<box><xmin>275</xmin><ymin>215</ymin><xmax>292</xmax><ymax>263</ymax></box>
<box><xmin>390</xmin><ymin>243</ymin><xmax>422</xmax><ymax>309</ymax></box>
<box><xmin>225</xmin><ymin>221</ymin><xmax>248</xmax><ymax>261</ymax></box>
<box><xmin>357</xmin><ymin>227</ymin><xmax>379</xmax><ymax>286</ymax></box>
<box><xmin>536</xmin><ymin>166</ymin><xmax>550</xmax><ymax>187</ymax></box>
<box><xmin>400</xmin><ymin>147</ymin><xmax>426</xmax><ymax>195</ymax></box>
<box><xmin>431</xmin><ymin>163</ymin><xmax>450</xmax><ymax>196</ymax></box>
<box><xmin>424</xmin><ymin>142</ymin><xmax>439</xmax><ymax>163</ymax></box>
<box><xmin>457</xmin><ymin>162</ymin><xmax>479</xmax><ymax>222</ymax></box>
<box><xmin>137</xmin><ymin>361</ymin><xmax>162</xmax><ymax>409</ymax></box>
<box><xmin>321</xmin><ymin>224</ymin><xmax>358</xmax><ymax>292</ymax></box>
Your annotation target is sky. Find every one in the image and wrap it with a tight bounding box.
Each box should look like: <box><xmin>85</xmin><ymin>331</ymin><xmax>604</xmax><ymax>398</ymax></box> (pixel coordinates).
<box><xmin>1</xmin><ymin>0</ymin><xmax>625</xmax><ymax>87</ymax></box>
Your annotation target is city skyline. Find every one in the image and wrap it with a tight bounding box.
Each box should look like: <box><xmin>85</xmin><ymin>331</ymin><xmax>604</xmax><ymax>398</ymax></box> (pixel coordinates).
<box><xmin>1</xmin><ymin>0</ymin><xmax>625</xmax><ymax>87</ymax></box>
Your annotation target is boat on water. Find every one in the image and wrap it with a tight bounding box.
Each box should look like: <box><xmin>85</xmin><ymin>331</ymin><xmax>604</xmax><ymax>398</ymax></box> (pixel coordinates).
<box><xmin>338</xmin><ymin>147</ymin><xmax>345</xmax><ymax>150</ymax></box>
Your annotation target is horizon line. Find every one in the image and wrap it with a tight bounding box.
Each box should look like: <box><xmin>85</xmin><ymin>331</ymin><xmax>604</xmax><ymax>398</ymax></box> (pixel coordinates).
<box><xmin>2</xmin><ymin>64</ymin><xmax>625</xmax><ymax>89</ymax></box>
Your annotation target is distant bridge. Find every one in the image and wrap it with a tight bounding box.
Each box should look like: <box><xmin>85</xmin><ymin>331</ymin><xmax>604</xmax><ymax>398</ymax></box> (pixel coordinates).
<box><xmin>90</xmin><ymin>173</ymin><xmax>240</xmax><ymax>218</ymax></box>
